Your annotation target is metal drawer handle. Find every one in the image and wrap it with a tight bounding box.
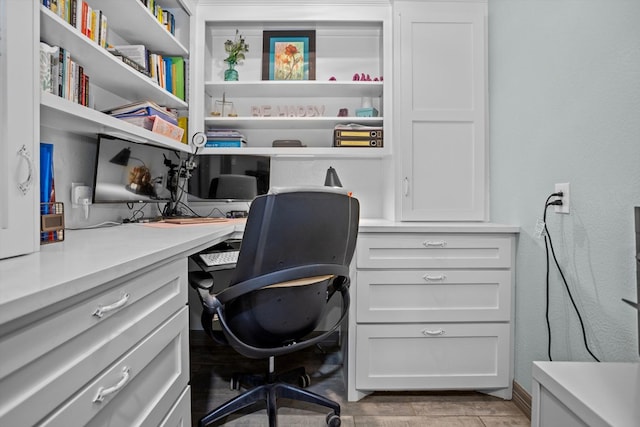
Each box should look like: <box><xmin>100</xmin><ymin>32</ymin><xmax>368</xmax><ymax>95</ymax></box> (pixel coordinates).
<box><xmin>403</xmin><ymin>177</ymin><xmax>409</xmax><ymax>196</ymax></box>
<box><xmin>17</xmin><ymin>145</ymin><xmax>34</xmax><ymax>195</ymax></box>
<box><xmin>422</xmin><ymin>240</ymin><xmax>446</xmax><ymax>247</ymax></box>
<box><xmin>92</xmin><ymin>293</ymin><xmax>130</xmax><ymax>318</ymax></box>
<box><xmin>422</xmin><ymin>329</ymin><xmax>445</xmax><ymax>336</ymax></box>
<box><xmin>93</xmin><ymin>367</ymin><xmax>130</xmax><ymax>403</ymax></box>
<box><xmin>423</xmin><ymin>274</ymin><xmax>446</xmax><ymax>281</ymax></box>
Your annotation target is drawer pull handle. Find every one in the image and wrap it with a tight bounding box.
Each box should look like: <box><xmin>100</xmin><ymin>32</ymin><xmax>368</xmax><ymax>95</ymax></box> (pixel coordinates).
<box><xmin>423</xmin><ymin>240</ymin><xmax>446</xmax><ymax>247</ymax></box>
<box><xmin>92</xmin><ymin>293</ymin><xmax>130</xmax><ymax>318</ymax></box>
<box><xmin>423</xmin><ymin>274</ymin><xmax>446</xmax><ymax>281</ymax></box>
<box><xmin>422</xmin><ymin>329</ymin><xmax>445</xmax><ymax>336</ymax></box>
<box><xmin>93</xmin><ymin>367</ymin><xmax>130</xmax><ymax>403</ymax></box>
<box><xmin>17</xmin><ymin>145</ymin><xmax>34</xmax><ymax>195</ymax></box>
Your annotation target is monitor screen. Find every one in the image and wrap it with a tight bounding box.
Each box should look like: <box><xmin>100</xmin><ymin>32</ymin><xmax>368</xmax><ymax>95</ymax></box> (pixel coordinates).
<box><xmin>187</xmin><ymin>154</ymin><xmax>270</xmax><ymax>202</ymax></box>
<box><xmin>92</xmin><ymin>134</ymin><xmax>179</xmax><ymax>203</ymax></box>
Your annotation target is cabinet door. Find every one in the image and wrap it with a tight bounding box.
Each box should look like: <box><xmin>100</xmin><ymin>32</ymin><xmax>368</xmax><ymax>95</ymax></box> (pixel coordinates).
<box><xmin>0</xmin><ymin>0</ymin><xmax>38</xmax><ymax>259</ymax></box>
<box><xmin>395</xmin><ymin>1</ymin><xmax>487</xmax><ymax>221</ymax></box>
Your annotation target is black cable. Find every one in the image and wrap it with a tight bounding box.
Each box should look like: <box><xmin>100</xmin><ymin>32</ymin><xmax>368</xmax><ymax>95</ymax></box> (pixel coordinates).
<box><xmin>543</xmin><ymin>195</ymin><xmax>600</xmax><ymax>362</ymax></box>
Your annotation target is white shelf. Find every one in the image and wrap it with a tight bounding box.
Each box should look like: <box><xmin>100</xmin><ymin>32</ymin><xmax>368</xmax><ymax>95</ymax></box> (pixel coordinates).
<box><xmin>95</xmin><ymin>0</ymin><xmax>188</xmax><ymax>56</ymax></box>
<box><xmin>204</xmin><ymin>81</ymin><xmax>384</xmax><ymax>98</ymax></box>
<box><xmin>197</xmin><ymin>146</ymin><xmax>388</xmax><ymax>158</ymax></box>
<box><xmin>204</xmin><ymin>116</ymin><xmax>382</xmax><ymax>130</ymax></box>
<box><xmin>40</xmin><ymin>6</ymin><xmax>187</xmax><ymax>110</ymax></box>
<box><xmin>40</xmin><ymin>93</ymin><xmax>191</xmax><ymax>153</ymax></box>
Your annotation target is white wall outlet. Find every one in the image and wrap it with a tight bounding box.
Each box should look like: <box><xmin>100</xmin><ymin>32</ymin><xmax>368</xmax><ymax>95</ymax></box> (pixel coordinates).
<box><xmin>554</xmin><ymin>182</ymin><xmax>570</xmax><ymax>214</ymax></box>
<box><xmin>71</xmin><ymin>182</ymin><xmax>86</xmax><ymax>207</ymax></box>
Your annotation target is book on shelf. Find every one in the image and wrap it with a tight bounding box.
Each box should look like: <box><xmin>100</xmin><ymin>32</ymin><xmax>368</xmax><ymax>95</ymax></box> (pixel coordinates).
<box><xmin>117</xmin><ymin>114</ymin><xmax>185</xmax><ymax>142</ymax></box>
<box><xmin>103</xmin><ymin>101</ymin><xmax>178</xmax><ymax>125</ymax></box>
<box><xmin>206</xmin><ymin>129</ymin><xmax>245</xmax><ymax>139</ymax></box>
<box><xmin>205</xmin><ymin>139</ymin><xmax>247</xmax><ymax>148</ymax></box>
<box><xmin>111</xmin><ymin>45</ymin><xmax>148</xmax><ymax>71</ymax></box>
<box><xmin>108</xmin><ymin>48</ymin><xmax>152</xmax><ymax>78</ymax></box>
<box><xmin>39</xmin><ymin>43</ymin><xmax>90</xmax><ymax>106</ymax></box>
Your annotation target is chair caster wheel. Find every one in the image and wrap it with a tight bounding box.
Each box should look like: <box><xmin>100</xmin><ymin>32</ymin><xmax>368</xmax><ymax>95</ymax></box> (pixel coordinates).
<box><xmin>326</xmin><ymin>413</ymin><xmax>341</xmax><ymax>427</ymax></box>
<box><xmin>230</xmin><ymin>375</ymin><xmax>241</xmax><ymax>390</ymax></box>
<box><xmin>298</xmin><ymin>373</ymin><xmax>311</xmax><ymax>388</ymax></box>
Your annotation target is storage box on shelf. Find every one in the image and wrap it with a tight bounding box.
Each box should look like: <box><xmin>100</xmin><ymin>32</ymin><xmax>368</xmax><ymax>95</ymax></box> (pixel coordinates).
<box><xmin>39</xmin><ymin>1</ymin><xmax>190</xmax><ymax>152</ymax></box>
<box><xmin>190</xmin><ymin>4</ymin><xmax>392</xmax><ymax>157</ymax></box>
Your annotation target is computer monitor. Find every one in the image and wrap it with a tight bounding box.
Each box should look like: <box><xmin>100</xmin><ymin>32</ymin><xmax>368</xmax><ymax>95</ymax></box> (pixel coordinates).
<box><xmin>187</xmin><ymin>154</ymin><xmax>270</xmax><ymax>202</ymax></box>
<box><xmin>92</xmin><ymin>134</ymin><xmax>179</xmax><ymax>203</ymax></box>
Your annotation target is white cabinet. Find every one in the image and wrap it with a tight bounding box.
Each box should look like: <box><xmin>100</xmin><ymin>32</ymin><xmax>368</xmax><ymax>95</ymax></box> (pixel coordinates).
<box><xmin>190</xmin><ymin>1</ymin><xmax>392</xmax><ymax>157</ymax></box>
<box><xmin>0</xmin><ymin>0</ymin><xmax>39</xmax><ymax>259</ymax></box>
<box><xmin>0</xmin><ymin>257</ymin><xmax>191</xmax><ymax>427</ymax></box>
<box><xmin>38</xmin><ymin>0</ymin><xmax>190</xmax><ymax>152</ymax></box>
<box><xmin>394</xmin><ymin>1</ymin><xmax>488</xmax><ymax>221</ymax></box>
<box><xmin>346</xmin><ymin>226</ymin><xmax>516</xmax><ymax>401</ymax></box>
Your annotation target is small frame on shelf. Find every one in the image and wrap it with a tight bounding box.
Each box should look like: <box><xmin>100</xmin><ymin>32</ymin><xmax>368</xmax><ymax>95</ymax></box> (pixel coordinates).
<box><xmin>262</xmin><ymin>30</ymin><xmax>316</xmax><ymax>81</ymax></box>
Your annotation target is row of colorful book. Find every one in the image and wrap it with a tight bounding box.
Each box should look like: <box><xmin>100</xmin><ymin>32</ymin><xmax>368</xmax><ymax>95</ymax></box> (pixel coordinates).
<box><xmin>42</xmin><ymin>0</ymin><xmax>108</xmax><ymax>49</ymax></box>
<box><xmin>205</xmin><ymin>129</ymin><xmax>247</xmax><ymax>147</ymax></box>
<box><xmin>40</xmin><ymin>42</ymin><xmax>90</xmax><ymax>107</ymax></box>
<box><xmin>107</xmin><ymin>45</ymin><xmax>186</xmax><ymax>101</ymax></box>
<box><xmin>139</xmin><ymin>0</ymin><xmax>177</xmax><ymax>36</ymax></box>
<box><xmin>105</xmin><ymin>101</ymin><xmax>186</xmax><ymax>143</ymax></box>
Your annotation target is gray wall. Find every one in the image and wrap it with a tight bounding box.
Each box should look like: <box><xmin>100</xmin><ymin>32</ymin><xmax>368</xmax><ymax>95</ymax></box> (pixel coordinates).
<box><xmin>489</xmin><ymin>0</ymin><xmax>640</xmax><ymax>393</ymax></box>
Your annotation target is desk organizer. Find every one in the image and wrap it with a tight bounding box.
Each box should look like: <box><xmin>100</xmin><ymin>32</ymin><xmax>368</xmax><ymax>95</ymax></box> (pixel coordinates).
<box><xmin>40</xmin><ymin>202</ymin><xmax>64</xmax><ymax>245</ymax></box>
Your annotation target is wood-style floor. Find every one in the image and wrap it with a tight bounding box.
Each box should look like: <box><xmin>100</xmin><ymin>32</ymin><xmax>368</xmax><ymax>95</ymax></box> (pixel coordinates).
<box><xmin>190</xmin><ymin>331</ymin><xmax>530</xmax><ymax>426</ymax></box>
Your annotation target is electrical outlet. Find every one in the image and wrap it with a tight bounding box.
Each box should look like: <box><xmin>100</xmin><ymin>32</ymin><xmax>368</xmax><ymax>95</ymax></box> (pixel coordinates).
<box><xmin>71</xmin><ymin>182</ymin><xmax>86</xmax><ymax>207</ymax></box>
<box><xmin>554</xmin><ymin>182</ymin><xmax>570</xmax><ymax>214</ymax></box>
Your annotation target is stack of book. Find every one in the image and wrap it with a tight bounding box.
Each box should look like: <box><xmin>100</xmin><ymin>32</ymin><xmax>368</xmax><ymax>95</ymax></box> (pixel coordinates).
<box><xmin>105</xmin><ymin>101</ymin><xmax>184</xmax><ymax>142</ymax></box>
<box><xmin>205</xmin><ymin>130</ymin><xmax>247</xmax><ymax>148</ymax></box>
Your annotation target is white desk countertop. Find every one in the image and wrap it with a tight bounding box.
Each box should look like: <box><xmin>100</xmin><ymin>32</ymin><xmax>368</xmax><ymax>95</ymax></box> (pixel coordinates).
<box><xmin>533</xmin><ymin>361</ymin><xmax>640</xmax><ymax>427</ymax></box>
<box><xmin>0</xmin><ymin>218</ymin><xmax>518</xmax><ymax>327</ymax></box>
<box><xmin>0</xmin><ymin>220</ymin><xmax>244</xmax><ymax>326</ymax></box>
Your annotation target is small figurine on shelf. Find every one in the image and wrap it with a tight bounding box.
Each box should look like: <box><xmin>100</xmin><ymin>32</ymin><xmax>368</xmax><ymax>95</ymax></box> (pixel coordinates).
<box><xmin>224</xmin><ymin>29</ymin><xmax>249</xmax><ymax>81</ymax></box>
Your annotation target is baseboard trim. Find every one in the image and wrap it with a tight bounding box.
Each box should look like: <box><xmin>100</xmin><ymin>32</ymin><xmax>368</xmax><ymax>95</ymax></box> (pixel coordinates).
<box><xmin>512</xmin><ymin>380</ymin><xmax>532</xmax><ymax>419</ymax></box>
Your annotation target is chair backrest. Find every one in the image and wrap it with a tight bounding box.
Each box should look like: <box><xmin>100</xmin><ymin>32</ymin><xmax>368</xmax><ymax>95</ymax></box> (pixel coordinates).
<box><xmin>222</xmin><ymin>188</ymin><xmax>359</xmax><ymax>354</ymax></box>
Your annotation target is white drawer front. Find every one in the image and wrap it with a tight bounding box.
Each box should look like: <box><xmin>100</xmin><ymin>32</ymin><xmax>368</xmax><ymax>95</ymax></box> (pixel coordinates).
<box><xmin>0</xmin><ymin>258</ymin><xmax>187</xmax><ymax>427</ymax></box>
<box><xmin>39</xmin><ymin>307</ymin><xmax>190</xmax><ymax>427</ymax></box>
<box><xmin>357</xmin><ymin>270</ymin><xmax>511</xmax><ymax>323</ymax></box>
<box><xmin>159</xmin><ymin>386</ymin><xmax>191</xmax><ymax>427</ymax></box>
<box><xmin>355</xmin><ymin>323</ymin><xmax>510</xmax><ymax>390</ymax></box>
<box><xmin>357</xmin><ymin>234</ymin><xmax>512</xmax><ymax>269</ymax></box>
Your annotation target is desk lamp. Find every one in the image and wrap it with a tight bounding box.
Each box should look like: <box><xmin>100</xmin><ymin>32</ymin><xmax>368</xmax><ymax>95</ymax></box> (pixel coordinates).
<box><xmin>324</xmin><ymin>166</ymin><xmax>342</xmax><ymax>188</ymax></box>
<box><xmin>109</xmin><ymin>147</ymin><xmax>145</xmax><ymax>167</ymax></box>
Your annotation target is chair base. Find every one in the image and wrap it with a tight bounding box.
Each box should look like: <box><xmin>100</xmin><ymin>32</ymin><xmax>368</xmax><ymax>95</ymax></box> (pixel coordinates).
<box><xmin>198</xmin><ymin>381</ymin><xmax>341</xmax><ymax>427</ymax></box>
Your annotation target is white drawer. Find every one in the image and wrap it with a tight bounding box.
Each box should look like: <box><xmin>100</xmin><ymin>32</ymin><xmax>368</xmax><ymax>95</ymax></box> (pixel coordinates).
<box><xmin>355</xmin><ymin>323</ymin><xmax>510</xmax><ymax>390</ymax></box>
<box><xmin>159</xmin><ymin>386</ymin><xmax>191</xmax><ymax>427</ymax></box>
<box><xmin>0</xmin><ymin>258</ymin><xmax>187</xmax><ymax>427</ymax></box>
<box><xmin>357</xmin><ymin>270</ymin><xmax>511</xmax><ymax>323</ymax></box>
<box><xmin>357</xmin><ymin>234</ymin><xmax>513</xmax><ymax>269</ymax></box>
<box><xmin>39</xmin><ymin>307</ymin><xmax>190</xmax><ymax>427</ymax></box>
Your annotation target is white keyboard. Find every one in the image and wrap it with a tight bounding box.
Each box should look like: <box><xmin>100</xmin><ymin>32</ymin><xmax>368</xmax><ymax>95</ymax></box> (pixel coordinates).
<box><xmin>198</xmin><ymin>250</ymin><xmax>240</xmax><ymax>267</ymax></box>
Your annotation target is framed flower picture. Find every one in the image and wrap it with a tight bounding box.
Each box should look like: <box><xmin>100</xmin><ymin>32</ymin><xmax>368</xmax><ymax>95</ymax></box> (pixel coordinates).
<box><xmin>262</xmin><ymin>30</ymin><xmax>316</xmax><ymax>81</ymax></box>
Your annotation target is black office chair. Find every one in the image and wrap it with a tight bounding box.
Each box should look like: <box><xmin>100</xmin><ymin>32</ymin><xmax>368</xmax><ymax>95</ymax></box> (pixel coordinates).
<box><xmin>189</xmin><ymin>187</ymin><xmax>359</xmax><ymax>427</ymax></box>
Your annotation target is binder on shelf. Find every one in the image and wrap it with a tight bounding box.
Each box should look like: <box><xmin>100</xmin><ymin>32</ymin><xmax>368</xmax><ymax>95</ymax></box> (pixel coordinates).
<box><xmin>333</xmin><ymin>124</ymin><xmax>383</xmax><ymax>147</ymax></box>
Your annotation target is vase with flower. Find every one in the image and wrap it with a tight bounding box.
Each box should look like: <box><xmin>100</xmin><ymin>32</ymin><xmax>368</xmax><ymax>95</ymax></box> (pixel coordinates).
<box><xmin>224</xmin><ymin>29</ymin><xmax>249</xmax><ymax>81</ymax></box>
